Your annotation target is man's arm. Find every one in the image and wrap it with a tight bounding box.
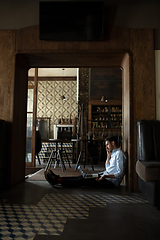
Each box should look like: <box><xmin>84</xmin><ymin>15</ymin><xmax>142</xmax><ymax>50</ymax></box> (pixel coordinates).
<box><xmin>96</xmin><ymin>150</ymin><xmax>125</xmax><ymax>182</ymax></box>
<box><xmin>96</xmin><ymin>150</ymin><xmax>113</xmax><ymax>181</ymax></box>
<box><xmin>96</xmin><ymin>174</ymin><xmax>115</xmax><ymax>182</ymax></box>
<box><xmin>106</xmin><ymin>150</ymin><xmax>111</xmax><ymax>165</ymax></box>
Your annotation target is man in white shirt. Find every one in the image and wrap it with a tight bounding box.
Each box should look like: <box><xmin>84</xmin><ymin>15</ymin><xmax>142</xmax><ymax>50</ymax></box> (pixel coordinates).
<box><xmin>45</xmin><ymin>136</ymin><xmax>127</xmax><ymax>188</ymax></box>
<box><xmin>96</xmin><ymin>136</ymin><xmax>126</xmax><ymax>187</ymax></box>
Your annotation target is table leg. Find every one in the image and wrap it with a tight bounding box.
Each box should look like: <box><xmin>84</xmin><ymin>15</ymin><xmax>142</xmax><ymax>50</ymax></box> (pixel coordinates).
<box><xmin>83</xmin><ymin>142</ymin><xmax>87</xmax><ymax>169</ymax></box>
<box><xmin>45</xmin><ymin>149</ymin><xmax>55</xmax><ymax>171</ymax></box>
<box><xmin>64</xmin><ymin>148</ymin><xmax>71</xmax><ymax>168</ymax></box>
<box><xmin>75</xmin><ymin>151</ymin><xmax>82</xmax><ymax>170</ymax></box>
<box><xmin>57</xmin><ymin>149</ymin><xmax>66</xmax><ymax>172</ymax></box>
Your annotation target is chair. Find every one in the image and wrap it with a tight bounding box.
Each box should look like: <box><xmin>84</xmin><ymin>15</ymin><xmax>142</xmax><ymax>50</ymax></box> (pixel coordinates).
<box><xmin>0</xmin><ymin>119</ymin><xmax>8</xmax><ymax>189</ymax></box>
<box><xmin>136</xmin><ymin>120</ymin><xmax>160</xmax><ymax>209</ymax></box>
<box><xmin>35</xmin><ymin>130</ymin><xmax>42</xmax><ymax>165</ymax></box>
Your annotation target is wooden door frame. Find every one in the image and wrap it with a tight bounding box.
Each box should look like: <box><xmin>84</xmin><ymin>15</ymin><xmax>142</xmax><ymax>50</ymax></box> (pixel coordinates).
<box><xmin>11</xmin><ymin>50</ymin><xmax>132</xmax><ymax>189</ymax></box>
<box><xmin>26</xmin><ymin>68</ymin><xmax>38</xmax><ymax>167</ymax></box>
<box><xmin>21</xmin><ymin>50</ymin><xmax>131</xmax><ymax>189</ymax></box>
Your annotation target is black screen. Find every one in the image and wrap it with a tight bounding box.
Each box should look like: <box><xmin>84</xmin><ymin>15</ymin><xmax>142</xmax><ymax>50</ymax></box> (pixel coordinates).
<box><xmin>39</xmin><ymin>1</ymin><xmax>104</xmax><ymax>41</ymax></box>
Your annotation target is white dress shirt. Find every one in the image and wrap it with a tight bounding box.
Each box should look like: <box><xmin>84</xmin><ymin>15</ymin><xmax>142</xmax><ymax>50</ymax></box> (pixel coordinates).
<box><xmin>102</xmin><ymin>148</ymin><xmax>127</xmax><ymax>187</ymax></box>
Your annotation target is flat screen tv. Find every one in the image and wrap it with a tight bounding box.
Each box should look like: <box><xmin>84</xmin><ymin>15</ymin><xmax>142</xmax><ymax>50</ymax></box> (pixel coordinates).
<box><xmin>39</xmin><ymin>1</ymin><xmax>104</xmax><ymax>41</ymax></box>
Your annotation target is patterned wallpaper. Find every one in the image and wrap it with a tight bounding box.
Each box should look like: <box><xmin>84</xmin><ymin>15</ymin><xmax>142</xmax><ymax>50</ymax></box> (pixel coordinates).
<box><xmin>28</xmin><ymin>68</ymin><xmax>90</xmax><ymax>139</ymax></box>
<box><xmin>37</xmin><ymin>80</ymin><xmax>78</xmax><ymax>139</ymax></box>
<box><xmin>29</xmin><ymin>80</ymin><xmax>78</xmax><ymax>139</ymax></box>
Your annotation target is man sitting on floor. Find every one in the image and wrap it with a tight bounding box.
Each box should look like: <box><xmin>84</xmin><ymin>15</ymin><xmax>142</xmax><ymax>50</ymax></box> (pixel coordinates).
<box><xmin>44</xmin><ymin>136</ymin><xmax>127</xmax><ymax>188</ymax></box>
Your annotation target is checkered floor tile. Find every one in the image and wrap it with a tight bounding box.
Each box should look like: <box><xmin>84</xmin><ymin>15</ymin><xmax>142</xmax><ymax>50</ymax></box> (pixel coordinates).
<box><xmin>39</xmin><ymin>142</ymin><xmax>73</xmax><ymax>164</ymax></box>
<box><xmin>0</xmin><ymin>193</ymin><xmax>148</xmax><ymax>239</ymax></box>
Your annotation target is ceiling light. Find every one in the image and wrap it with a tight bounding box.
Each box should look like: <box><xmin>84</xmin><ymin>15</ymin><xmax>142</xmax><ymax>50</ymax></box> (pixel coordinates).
<box><xmin>101</xmin><ymin>96</ymin><xmax>108</xmax><ymax>102</ymax></box>
<box><xmin>60</xmin><ymin>95</ymin><xmax>65</xmax><ymax>100</ymax></box>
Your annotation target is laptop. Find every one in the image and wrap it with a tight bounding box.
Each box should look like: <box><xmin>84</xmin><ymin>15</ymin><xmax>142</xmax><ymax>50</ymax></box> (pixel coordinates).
<box><xmin>78</xmin><ymin>166</ymin><xmax>99</xmax><ymax>178</ymax></box>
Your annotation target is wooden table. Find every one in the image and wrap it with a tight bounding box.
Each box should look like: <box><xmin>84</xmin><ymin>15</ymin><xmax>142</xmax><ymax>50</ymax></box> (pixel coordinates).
<box><xmin>45</xmin><ymin>139</ymin><xmax>71</xmax><ymax>172</ymax></box>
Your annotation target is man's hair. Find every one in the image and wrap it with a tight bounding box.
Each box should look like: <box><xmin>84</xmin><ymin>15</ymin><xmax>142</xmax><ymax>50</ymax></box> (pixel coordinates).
<box><xmin>105</xmin><ymin>136</ymin><xmax>118</xmax><ymax>146</ymax></box>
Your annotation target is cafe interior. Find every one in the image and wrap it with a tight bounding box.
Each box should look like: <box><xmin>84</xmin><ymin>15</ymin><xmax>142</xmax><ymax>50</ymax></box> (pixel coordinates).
<box><xmin>0</xmin><ymin>1</ymin><xmax>160</xmax><ymax>239</ymax></box>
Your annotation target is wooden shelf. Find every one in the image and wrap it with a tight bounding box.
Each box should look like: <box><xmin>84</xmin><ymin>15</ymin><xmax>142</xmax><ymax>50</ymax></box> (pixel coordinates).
<box><xmin>88</xmin><ymin>100</ymin><xmax>122</xmax><ymax>134</ymax></box>
<box><xmin>89</xmin><ymin>99</ymin><xmax>122</xmax><ymax>106</ymax></box>
<box><xmin>93</xmin><ymin>128</ymin><xmax>121</xmax><ymax>131</ymax></box>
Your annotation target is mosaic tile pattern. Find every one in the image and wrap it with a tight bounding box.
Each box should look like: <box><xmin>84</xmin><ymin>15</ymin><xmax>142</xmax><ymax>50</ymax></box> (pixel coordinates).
<box><xmin>38</xmin><ymin>142</ymin><xmax>74</xmax><ymax>163</ymax></box>
<box><xmin>0</xmin><ymin>193</ymin><xmax>148</xmax><ymax>239</ymax></box>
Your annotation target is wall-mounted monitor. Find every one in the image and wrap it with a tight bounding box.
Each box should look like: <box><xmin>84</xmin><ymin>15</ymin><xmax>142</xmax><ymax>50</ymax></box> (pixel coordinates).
<box><xmin>39</xmin><ymin>1</ymin><xmax>104</xmax><ymax>41</ymax></box>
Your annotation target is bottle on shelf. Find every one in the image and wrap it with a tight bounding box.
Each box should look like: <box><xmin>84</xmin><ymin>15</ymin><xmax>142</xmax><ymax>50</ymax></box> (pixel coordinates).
<box><xmin>90</xmin><ymin>103</ymin><xmax>122</xmax><ymax>132</ymax></box>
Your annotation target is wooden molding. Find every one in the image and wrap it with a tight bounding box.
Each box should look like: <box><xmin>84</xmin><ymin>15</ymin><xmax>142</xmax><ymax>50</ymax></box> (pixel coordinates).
<box><xmin>88</xmin><ymin>99</ymin><xmax>122</xmax><ymax>106</ymax></box>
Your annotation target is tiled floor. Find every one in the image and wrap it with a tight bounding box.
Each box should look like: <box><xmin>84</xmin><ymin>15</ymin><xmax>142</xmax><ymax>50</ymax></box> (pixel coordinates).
<box><xmin>0</xmin><ymin>187</ymin><xmax>150</xmax><ymax>239</ymax></box>
<box><xmin>0</xmin><ymin>165</ymin><xmax>160</xmax><ymax>240</ymax></box>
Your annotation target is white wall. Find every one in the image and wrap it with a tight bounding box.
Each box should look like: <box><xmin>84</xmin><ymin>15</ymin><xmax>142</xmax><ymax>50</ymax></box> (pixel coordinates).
<box><xmin>28</xmin><ymin>68</ymin><xmax>77</xmax><ymax>77</ymax></box>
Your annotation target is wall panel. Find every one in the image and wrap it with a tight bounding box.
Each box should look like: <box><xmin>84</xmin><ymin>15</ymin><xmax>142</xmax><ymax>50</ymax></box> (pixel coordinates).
<box><xmin>16</xmin><ymin>25</ymin><xmax>130</xmax><ymax>52</ymax></box>
<box><xmin>10</xmin><ymin>55</ymin><xmax>28</xmax><ymax>187</ymax></box>
<box><xmin>0</xmin><ymin>30</ymin><xmax>16</xmax><ymax>122</ymax></box>
<box><xmin>90</xmin><ymin>68</ymin><xmax>122</xmax><ymax>100</ymax></box>
<box><xmin>130</xmin><ymin>29</ymin><xmax>155</xmax><ymax>190</ymax></box>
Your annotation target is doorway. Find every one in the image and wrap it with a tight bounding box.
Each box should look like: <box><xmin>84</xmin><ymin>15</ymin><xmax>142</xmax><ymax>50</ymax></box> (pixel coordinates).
<box><xmin>26</xmin><ymin>68</ymin><xmax>79</xmax><ymax>167</ymax></box>
<box><xmin>14</xmin><ymin>51</ymin><xmax>131</xmax><ymax>189</ymax></box>
<box><xmin>26</xmin><ymin>66</ymin><xmax>124</xmax><ymax>170</ymax></box>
